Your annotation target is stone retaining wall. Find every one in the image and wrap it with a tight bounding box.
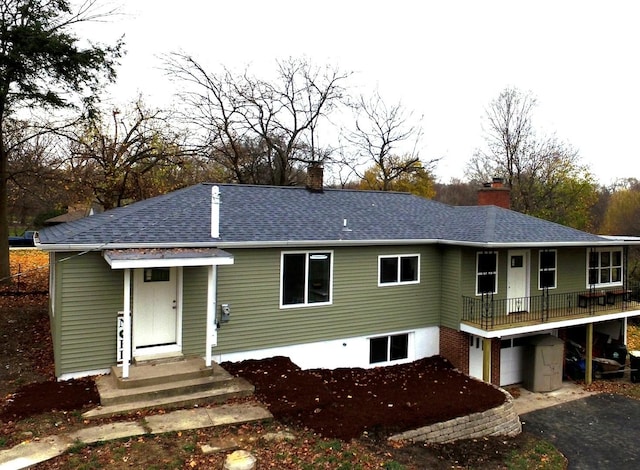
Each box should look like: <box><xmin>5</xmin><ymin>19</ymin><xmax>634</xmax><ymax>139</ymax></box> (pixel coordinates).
<box><xmin>388</xmin><ymin>387</ymin><xmax>521</xmax><ymax>444</ymax></box>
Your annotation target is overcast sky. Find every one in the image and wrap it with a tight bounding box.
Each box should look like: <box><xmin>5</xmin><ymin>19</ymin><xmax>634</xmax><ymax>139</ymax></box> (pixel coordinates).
<box><xmin>88</xmin><ymin>0</ymin><xmax>640</xmax><ymax>185</ymax></box>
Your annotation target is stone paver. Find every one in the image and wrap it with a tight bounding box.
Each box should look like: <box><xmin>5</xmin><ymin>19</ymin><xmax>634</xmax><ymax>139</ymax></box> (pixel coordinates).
<box><xmin>68</xmin><ymin>421</ymin><xmax>147</xmax><ymax>444</ymax></box>
<box><xmin>0</xmin><ymin>402</ymin><xmax>272</xmax><ymax>470</ymax></box>
<box><xmin>0</xmin><ymin>435</ymin><xmax>72</xmax><ymax>470</ymax></box>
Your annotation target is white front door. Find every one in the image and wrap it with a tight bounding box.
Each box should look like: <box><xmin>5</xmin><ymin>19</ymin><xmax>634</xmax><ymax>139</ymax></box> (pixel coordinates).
<box><xmin>133</xmin><ymin>267</ymin><xmax>179</xmax><ymax>353</ymax></box>
<box><xmin>507</xmin><ymin>250</ymin><xmax>530</xmax><ymax>313</ymax></box>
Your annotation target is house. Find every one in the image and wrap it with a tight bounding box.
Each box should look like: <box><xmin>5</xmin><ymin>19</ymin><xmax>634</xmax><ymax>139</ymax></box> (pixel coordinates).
<box><xmin>36</xmin><ymin>169</ymin><xmax>640</xmax><ymax>387</ymax></box>
<box><xmin>44</xmin><ymin>203</ymin><xmax>102</xmax><ymax>225</ymax></box>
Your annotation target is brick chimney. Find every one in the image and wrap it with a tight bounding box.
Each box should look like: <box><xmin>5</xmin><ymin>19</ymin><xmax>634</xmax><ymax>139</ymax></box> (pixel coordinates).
<box><xmin>306</xmin><ymin>164</ymin><xmax>324</xmax><ymax>193</ymax></box>
<box><xmin>478</xmin><ymin>177</ymin><xmax>510</xmax><ymax>209</ymax></box>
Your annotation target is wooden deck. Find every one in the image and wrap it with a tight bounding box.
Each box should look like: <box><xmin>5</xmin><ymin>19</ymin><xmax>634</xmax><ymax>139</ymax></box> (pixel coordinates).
<box><xmin>462</xmin><ymin>299</ymin><xmax>640</xmax><ymax>331</ymax></box>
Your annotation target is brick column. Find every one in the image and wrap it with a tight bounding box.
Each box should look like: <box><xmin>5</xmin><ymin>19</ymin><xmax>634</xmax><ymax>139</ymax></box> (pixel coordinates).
<box><xmin>439</xmin><ymin>327</ymin><xmax>470</xmax><ymax>374</ymax></box>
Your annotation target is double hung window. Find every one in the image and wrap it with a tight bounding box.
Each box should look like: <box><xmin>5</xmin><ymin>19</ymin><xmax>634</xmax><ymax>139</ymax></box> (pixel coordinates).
<box><xmin>476</xmin><ymin>252</ymin><xmax>498</xmax><ymax>294</ymax></box>
<box><xmin>281</xmin><ymin>251</ymin><xmax>332</xmax><ymax>307</ymax></box>
<box><xmin>538</xmin><ymin>250</ymin><xmax>557</xmax><ymax>289</ymax></box>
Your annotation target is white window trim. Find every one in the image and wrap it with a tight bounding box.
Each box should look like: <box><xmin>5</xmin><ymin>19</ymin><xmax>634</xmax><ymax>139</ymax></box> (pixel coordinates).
<box><xmin>280</xmin><ymin>250</ymin><xmax>334</xmax><ymax>309</ymax></box>
<box><xmin>368</xmin><ymin>331</ymin><xmax>413</xmax><ymax>365</ymax></box>
<box><xmin>377</xmin><ymin>254</ymin><xmax>421</xmax><ymax>287</ymax></box>
<box><xmin>538</xmin><ymin>249</ymin><xmax>558</xmax><ymax>290</ymax></box>
<box><xmin>586</xmin><ymin>247</ymin><xmax>623</xmax><ymax>289</ymax></box>
<box><xmin>475</xmin><ymin>251</ymin><xmax>498</xmax><ymax>295</ymax></box>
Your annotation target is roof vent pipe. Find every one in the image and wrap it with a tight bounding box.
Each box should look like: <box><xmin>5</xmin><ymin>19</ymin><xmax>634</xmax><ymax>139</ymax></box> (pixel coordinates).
<box><xmin>211</xmin><ymin>186</ymin><xmax>220</xmax><ymax>238</ymax></box>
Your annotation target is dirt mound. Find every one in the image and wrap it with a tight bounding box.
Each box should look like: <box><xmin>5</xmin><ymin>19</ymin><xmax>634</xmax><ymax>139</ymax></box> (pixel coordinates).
<box><xmin>222</xmin><ymin>355</ymin><xmax>505</xmax><ymax>440</ymax></box>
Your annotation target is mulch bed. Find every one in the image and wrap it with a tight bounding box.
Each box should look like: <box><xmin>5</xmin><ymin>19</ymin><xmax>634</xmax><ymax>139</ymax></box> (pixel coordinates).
<box><xmin>222</xmin><ymin>355</ymin><xmax>506</xmax><ymax>440</ymax></box>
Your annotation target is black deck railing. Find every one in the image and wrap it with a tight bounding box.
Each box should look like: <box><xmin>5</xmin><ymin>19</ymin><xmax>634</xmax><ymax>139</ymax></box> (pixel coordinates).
<box><xmin>462</xmin><ymin>282</ymin><xmax>640</xmax><ymax>330</ymax></box>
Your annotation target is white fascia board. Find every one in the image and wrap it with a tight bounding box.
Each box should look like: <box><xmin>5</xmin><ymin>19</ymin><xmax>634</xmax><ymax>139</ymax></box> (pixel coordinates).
<box><xmin>439</xmin><ymin>240</ymin><xmax>640</xmax><ymax>248</ymax></box>
<box><xmin>461</xmin><ymin>308</ymin><xmax>640</xmax><ymax>338</ymax></box>
<box><xmin>104</xmin><ymin>255</ymin><xmax>234</xmax><ymax>270</ymax></box>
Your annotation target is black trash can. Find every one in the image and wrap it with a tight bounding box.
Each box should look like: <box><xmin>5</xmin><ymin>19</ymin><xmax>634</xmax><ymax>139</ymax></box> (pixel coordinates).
<box><xmin>630</xmin><ymin>351</ymin><xmax>640</xmax><ymax>383</ymax></box>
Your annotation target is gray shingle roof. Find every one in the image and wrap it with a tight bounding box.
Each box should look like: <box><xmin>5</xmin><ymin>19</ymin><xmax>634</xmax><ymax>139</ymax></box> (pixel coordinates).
<box><xmin>37</xmin><ymin>183</ymin><xmax>608</xmax><ymax>247</ymax></box>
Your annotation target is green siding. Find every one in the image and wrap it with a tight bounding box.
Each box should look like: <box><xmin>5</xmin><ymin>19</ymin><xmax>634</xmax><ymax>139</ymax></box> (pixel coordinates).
<box><xmin>557</xmin><ymin>248</ymin><xmax>589</xmax><ymax>292</ymax></box>
<box><xmin>49</xmin><ymin>243</ymin><xmax>613</xmax><ymax>375</ymax></box>
<box><xmin>215</xmin><ymin>246</ymin><xmax>441</xmax><ymax>355</ymax></box>
<box><xmin>54</xmin><ymin>252</ymin><xmax>123</xmax><ymax>376</ymax></box>
<box><xmin>182</xmin><ymin>266</ymin><xmax>208</xmax><ymax>355</ymax></box>
<box><xmin>440</xmin><ymin>247</ymin><xmax>462</xmax><ymax>330</ymax></box>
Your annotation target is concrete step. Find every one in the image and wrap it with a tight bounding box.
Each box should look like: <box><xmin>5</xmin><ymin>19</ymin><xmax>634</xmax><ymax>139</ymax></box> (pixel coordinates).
<box><xmin>111</xmin><ymin>357</ymin><xmax>222</xmax><ymax>389</ymax></box>
<box><xmin>98</xmin><ymin>373</ymin><xmax>253</xmax><ymax>406</ymax></box>
<box><xmin>85</xmin><ymin>357</ymin><xmax>256</xmax><ymax>419</ymax></box>
<box><xmin>84</xmin><ymin>379</ymin><xmax>255</xmax><ymax>419</ymax></box>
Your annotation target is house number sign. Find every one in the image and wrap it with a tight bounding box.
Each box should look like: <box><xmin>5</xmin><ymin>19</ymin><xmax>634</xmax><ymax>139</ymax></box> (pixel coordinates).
<box><xmin>117</xmin><ymin>314</ymin><xmax>125</xmax><ymax>364</ymax></box>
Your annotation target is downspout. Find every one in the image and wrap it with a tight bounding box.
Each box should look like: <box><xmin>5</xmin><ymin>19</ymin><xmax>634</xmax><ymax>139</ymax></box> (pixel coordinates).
<box><xmin>122</xmin><ymin>268</ymin><xmax>132</xmax><ymax>379</ymax></box>
<box><xmin>206</xmin><ymin>185</ymin><xmax>221</xmax><ymax>367</ymax></box>
<box><xmin>206</xmin><ymin>265</ymin><xmax>217</xmax><ymax>368</ymax></box>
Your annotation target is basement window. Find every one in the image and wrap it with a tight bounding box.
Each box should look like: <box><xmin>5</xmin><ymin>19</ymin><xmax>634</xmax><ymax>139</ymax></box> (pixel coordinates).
<box><xmin>369</xmin><ymin>333</ymin><xmax>409</xmax><ymax>364</ymax></box>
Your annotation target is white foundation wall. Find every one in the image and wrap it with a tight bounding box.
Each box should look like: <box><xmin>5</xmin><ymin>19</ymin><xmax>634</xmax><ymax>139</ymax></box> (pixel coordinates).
<box><xmin>213</xmin><ymin>327</ymin><xmax>440</xmax><ymax>369</ymax></box>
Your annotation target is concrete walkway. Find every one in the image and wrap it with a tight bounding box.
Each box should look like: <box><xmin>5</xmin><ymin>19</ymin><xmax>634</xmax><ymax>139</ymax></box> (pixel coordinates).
<box><xmin>510</xmin><ymin>381</ymin><xmax>600</xmax><ymax>415</ymax></box>
<box><xmin>0</xmin><ymin>402</ymin><xmax>272</xmax><ymax>470</ymax></box>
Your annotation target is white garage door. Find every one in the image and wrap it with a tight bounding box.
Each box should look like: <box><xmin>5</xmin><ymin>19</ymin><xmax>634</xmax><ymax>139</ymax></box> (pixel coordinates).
<box><xmin>500</xmin><ymin>337</ymin><xmax>527</xmax><ymax>386</ymax></box>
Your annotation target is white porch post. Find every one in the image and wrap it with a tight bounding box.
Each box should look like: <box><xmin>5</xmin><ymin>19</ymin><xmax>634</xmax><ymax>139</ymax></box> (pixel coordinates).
<box><xmin>206</xmin><ymin>265</ymin><xmax>218</xmax><ymax>367</ymax></box>
<box><xmin>122</xmin><ymin>268</ymin><xmax>132</xmax><ymax>379</ymax></box>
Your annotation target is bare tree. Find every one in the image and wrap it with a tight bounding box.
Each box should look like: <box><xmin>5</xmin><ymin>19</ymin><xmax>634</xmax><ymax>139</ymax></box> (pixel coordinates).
<box><xmin>344</xmin><ymin>90</ymin><xmax>437</xmax><ymax>191</ymax></box>
<box><xmin>467</xmin><ymin>87</ymin><xmax>598</xmax><ymax>229</ymax></box>
<box><xmin>61</xmin><ymin>100</ymin><xmax>188</xmax><ymax>209</ymax></box>
<box><xmin>164</xmin><ymin>55</ymin><xmax>350</xmax><ymax>186</ymax></box>
<box><xmin>4</xmin><ymin>119</ymin><xmax>72</xmax><ymax>230</ymax></box>
<box><xmin>468</xmin><ymin>87</ymin><xmax>536</xmax><ymax>186</ymax></box>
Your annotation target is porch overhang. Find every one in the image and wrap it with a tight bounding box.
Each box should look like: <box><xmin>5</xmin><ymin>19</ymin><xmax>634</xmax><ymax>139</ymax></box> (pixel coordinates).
<box><xmin>103</xmin><ymin>248</ymin><xmax>234</xmax><ymax>269</ymax></box>
<box><xmin>460</xmin><ymin>308</ymin><xmax>640</xmax><ymax>338</ymax></box>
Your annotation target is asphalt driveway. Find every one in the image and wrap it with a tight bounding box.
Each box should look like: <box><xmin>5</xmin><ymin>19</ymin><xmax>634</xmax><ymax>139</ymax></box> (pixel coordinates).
<box><xmin>521</xmin><ymin>394</ymin><xmax>640</xmax><ymax>469</ymax></box>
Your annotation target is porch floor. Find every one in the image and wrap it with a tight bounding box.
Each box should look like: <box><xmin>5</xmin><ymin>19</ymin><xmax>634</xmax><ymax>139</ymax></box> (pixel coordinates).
<box><xmin>83</xmin><ymin>357</ymin><xmax>255</xmax><ymax>419</ymax></box>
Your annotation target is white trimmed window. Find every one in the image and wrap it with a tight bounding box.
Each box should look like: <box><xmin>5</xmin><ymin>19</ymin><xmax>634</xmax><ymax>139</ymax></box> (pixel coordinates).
<box><xmin>587</xmin><ymin>248</ymin><xmax>623</xmax><ymax>288</ymax></box>
<box><xmin>369</xmin><ymin>333</ymin><xmax>410</xmax><ymax>364</ymax></box>
<box><xmin>476</xmin><ymin>252</ymin><xmax>498</xmax><ymax>295</ymax></box>
<box><xmin>538</xmin><ymin>250</ymin><xmax>557</xmax><ymax>290</ymax></box>
<box><xmin>281</xmin><ymin>251</ymin><xmax>333</xmax><ymax>307</ymax></box>
<box><xmin>378</xmin><ymin>254</ymin><xmax>420</xmax><ymax>286</ymax></box>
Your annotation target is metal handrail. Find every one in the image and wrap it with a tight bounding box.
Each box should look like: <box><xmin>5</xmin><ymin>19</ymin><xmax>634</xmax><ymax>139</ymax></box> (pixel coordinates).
<box><xmin>462</xmin><ymin>282</ymin><xmax>640</xmax><ymax>330</ymax></box>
